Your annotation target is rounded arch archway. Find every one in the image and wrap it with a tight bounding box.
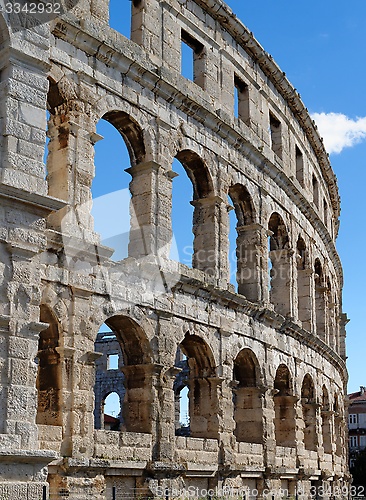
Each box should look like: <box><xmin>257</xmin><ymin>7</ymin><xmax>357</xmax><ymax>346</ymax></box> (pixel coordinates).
<box><xmin>103</xmin><ymin>110</ymin><xmax>146</xmax><ymax>167</ymax></box>
<box><xmin>171</xmin><ymin>150</ymin><xmax>217</xmax><ymax>276</ymax></box>
<box><xmin>174</xmin><ymin>333</ymin><xmax>219</xmax><ymax>439</ymax></box>
<box><xmin>321</xmin><ymin>385</ymin><xmax>332</xmax><ymax>454</ymax></box>
<box><xmin>268</xmin><ymin>213</ymin><xmax>291</xmax><ymax>316</ymax></box>
<box><xmin>94</xmin><ymin>314</ymin><xmax>153</xmax><ymax>433</ymax></box>
<box><xmin>273</xmin><ymin>364</ymin><xmax>296</xmax><ymax>447</ymax></box>
<box><xmin>228</xmin><ymin>184</ymin><xmax>260</xmax><ymax>300</ymax></box>
<box><xmin>233</xmin><ymin>349</ymin><xmax>263</xmax><ymax>444</ymax></box>
<box><xmin>301</xmin><ymin>374</ymin><xmax>317</xmax><ymax>451</ymax></box>
<box><xmin>314</xmin><ymin>258</ymin><xmax>326</xmax><ymax>341</ymax></box>
<box><xmin>36</xmin><ymin>305</ymin><xmax>62</xmax><ymax>426</ymax></box>
<box><xmin>296</xmin><ymin>235</ymin><xmax>312</xmax><ymax>331</ymax></box>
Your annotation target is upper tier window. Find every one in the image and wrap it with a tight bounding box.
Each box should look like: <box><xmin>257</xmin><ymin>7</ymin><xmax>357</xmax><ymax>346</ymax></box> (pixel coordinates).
<box><xmin>181</xmin><ymin>29</ymin><xmax>205</xmax><ymax>89</ymax></box>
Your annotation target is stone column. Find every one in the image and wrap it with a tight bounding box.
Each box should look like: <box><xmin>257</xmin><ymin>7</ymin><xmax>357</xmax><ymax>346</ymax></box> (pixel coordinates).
<box><xmin>151</xmin><ymin>365</ymin><xmax>180</xmax><ymax>462</ymax></box>
<box><xmin>47</xmin><ymin>104</ymin><xmax>97</xmax><ymax>241</ymax></box>
<box><xmin>315</xmin><ymin>284</ymin><xmax>327</xmax><ymax>342</ymax></box>
<box><xmin>297</xmin><ymin>268</ymin><xmax>315</xmax><ymax>332</ymax></box>
<box><xmin>131</xmin><ymin>0</ymin><xmax>163</xmax><ymax>64</ymax></box>
<box><xmin>339</xmin><ymin>313</ymin><xmax>348</xmax><ymax>360</ymax></box>
<box><xmin>188</xmin><ymin>375</ymin><xmax>222</xmax><ymax>440</ymax></box>
<box><xmin>0</xmin><ymin>32</ymin><xmax>66</xmax><ymax>498</ymax></box>
<box><xmin>269</xmin><ymin>249</ymin><xmax>293</xmax><ymax>317</ymax></box>
<box><xmin>120</xmin><ymin>364</ymin><xmax>154</xmax><ymax>434</ymax></box>
<box><xmin>0</xmin><ymin>245</ymin><xmax>58</xmax><ymax>497</ymax></box>
<box><xmin>127</xmin><ymin>161</ymin><xmax>172</xmax><ymax>260</ymax></box>
<box><xmin>262</xmin><ymin>386</ymin><xmax>277</xmax><ymax>469</ymax></box>
<box><xmin>191</xmin><ymin>196</ymin><xmax>226</xmax><ymax>279</ymax></box>
<box><xmin>321</xmin><ymin>410</ymin><xmax>333</xmax><ymax>455</ymax></box>
<box><xmin>236</xmin><ymin>223</ymin><xmax>268</xmax><ymax>302</ymax></box>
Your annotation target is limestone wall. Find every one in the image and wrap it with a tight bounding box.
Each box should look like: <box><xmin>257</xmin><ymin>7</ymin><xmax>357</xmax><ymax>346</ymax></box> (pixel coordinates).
<box><xmin>0</xmin><ymin>0</ymin><xmax>349</xmax><ymax>498</ymax></box>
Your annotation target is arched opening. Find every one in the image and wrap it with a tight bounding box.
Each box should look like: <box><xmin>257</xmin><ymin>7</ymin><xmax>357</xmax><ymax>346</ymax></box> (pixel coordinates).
<box><xmin>273</xmin><ymin>364</ymin><xmax>296</xmax><ymax>447</ymax></box>
<box><xmin>296</xmin><ymin>236</ymin><xmax>312</xmax><ymax>331</ymax></box>
<box><xmin>92</xmin><ymin>110</ymin><xmax>149</xmax><ymax>261</ymax></box>
<box><xmin>326</xmin><ymin>277</ymin><xmax>339</xmax><ymax>351</ymax></box>
<box><xmin>174</xmin><ymin>347</ymin><xmax>190</xmax><ymax>436</ymax></box>
<box><xmin>333</xmin><ymin>393</ymin><xmax>343</xmax><ymax>457</ymax></box>
<box><xmin>94</xmin><ymin>325</ymin><xmax>125</xmax><ymax>430</ymax></box>
<box><xmin>44</xmin><ymin>77</ymin><xmax>68</xmax><ymax>201</ymax></box>
<box><xmin>174</xmin><ymin>333</ymin><xmax>218</xmax><ymax>439</ymax></box>
<box><xmin>102</xmin><ymin>392</ymin><xmax>121</xmax><ymax>430</ymax></box>
<box><xmin>321</xmin><ymin>386</ymin><xmax>332</xmax><ymax>454</ymax></box>
<box><xmin>94</xmin><ymin>315</ymin><xmax>152</xmax><ymax>433</ymax></box>
<box><xmin>228</xmin><ymin>185</ymin><xmax>260</xmax><ymax>300</ymax></box>
<box><xmin>92</xmin><ymin>117</ymin><xmax>132</xmax><ymax>261</ymax></box>
<box><xmin>314</xmin><ymin>259</ymin><xmax>326</xmax><ymax>340</ymax></box>
<box><xmin>332</xmin><ymin>292</ymin><xmax>340</xmax><ymax>353</ymax></box>
<box><xmin>268</xmin><ymin>213</ymin><xmax>291</xmax><ymax>316</ymax></box>
<box><xmin>171</xmin><ymin>150</ymin><xmax>216</xmax><ymax>275</ymax></box>
<box><xmin>36</xmin><ymin>305</ymin><xmax>62</xmax><ymax>426</ymax></box>
<box><xmin>233</xmin><ymin>349</ymin><xmax>263</xmax><ymax>444</ymax></box>
<box><xmin>301</xmin><ymin>374</ymin><xmax>317</xmax><ymax>451</ymax></box>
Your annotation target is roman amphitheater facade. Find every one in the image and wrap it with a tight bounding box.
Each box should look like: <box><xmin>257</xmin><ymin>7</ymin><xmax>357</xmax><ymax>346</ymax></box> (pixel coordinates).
<box><xmin>0</xmin><ymin>0</ymin><xmax>349</xmax><ymax>498</ymax></box>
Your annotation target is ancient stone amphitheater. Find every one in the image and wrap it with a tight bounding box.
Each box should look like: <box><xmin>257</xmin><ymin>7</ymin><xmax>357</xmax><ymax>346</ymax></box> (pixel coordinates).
<box><xmin>0</xmin><ymin>0</ymin><xmax>349</xmax><ymax>498</ymax></box>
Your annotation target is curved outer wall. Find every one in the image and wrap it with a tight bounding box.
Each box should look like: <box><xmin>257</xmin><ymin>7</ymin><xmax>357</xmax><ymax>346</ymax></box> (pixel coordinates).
<box><xmin>0</xmin><ymin>0</ymin><xmax>349</xmax><ymax>498</ymax></box>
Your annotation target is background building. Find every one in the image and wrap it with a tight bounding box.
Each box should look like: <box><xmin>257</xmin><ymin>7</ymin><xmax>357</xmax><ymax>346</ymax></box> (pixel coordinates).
<box><xmin>348</xmin><ymin>386</ymin><xmax>366</xmax><ymax>486</ymax></box>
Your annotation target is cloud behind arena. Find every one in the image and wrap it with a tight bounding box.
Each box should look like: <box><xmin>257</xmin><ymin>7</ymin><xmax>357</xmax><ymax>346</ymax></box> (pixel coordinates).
<box><xmin>311</xmin><ymin>112</ymin><xmax>366</xmax><ymax>155</ymax></box>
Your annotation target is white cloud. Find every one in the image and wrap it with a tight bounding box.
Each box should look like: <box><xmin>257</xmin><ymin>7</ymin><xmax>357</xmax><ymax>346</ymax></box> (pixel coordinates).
<box><xmin>311</xmin><ymin>112</ymin><xmax>366</xmax><ymax>154</ymax></box>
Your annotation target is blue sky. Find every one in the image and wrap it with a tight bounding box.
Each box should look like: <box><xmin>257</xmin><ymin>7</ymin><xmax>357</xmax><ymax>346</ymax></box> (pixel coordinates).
<box><xmin>95</xmin><ymin>0</ymin><xmax>366</xmax><ymax>403</ymax></box>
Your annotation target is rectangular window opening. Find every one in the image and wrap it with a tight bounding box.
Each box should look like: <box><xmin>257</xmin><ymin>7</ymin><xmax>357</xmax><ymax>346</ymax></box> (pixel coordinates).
<box><xmin>295</xmin><ymin>145</ymin><xmax>304</xmax><ymax>185</ymax></box>
<box><xmin>349</xmin><ymin>413</ymin><xmax>359</xmax><ymax>425</ymax></box>
<box><xmin>107</xmin><ymin>354</ymin><xmax>119</xmax><ymax>370</ymax></box>
<box><xmin>312</xmin><ymin>174</ymin><xmax>319</xmax><ymax>208</ymax></box>
<box><xmin>130</xmin><ymin>0</ymin><xmax>143</xmax><ymax>44</ymax></box>
<box><xmin>269</xmin><ymin>112</ymin><xmax>282</xmax><ymax>159</ymax></box>
<box><xmin>234</xmin><ymin>75</ymin><xmax>250</xmax><ymax>124</ymax></box>
<box><xmin>181</xmin><ymin>29</ymin><xmax>205</xmax><ymax>88</ymax></box>
<box><xmin>323</xmin><ymin>199</ymin><xmax>328</xmax><ymax>228</ymax></box>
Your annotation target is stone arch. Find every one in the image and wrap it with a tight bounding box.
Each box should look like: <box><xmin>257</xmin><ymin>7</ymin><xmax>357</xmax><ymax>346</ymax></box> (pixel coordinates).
<box><xmin>273</xmin><ymin>364</ymin><xmax>296</xmax><ymax>447</ymax></box>
<box><xmin>268</xmin><ymin>213</ymin><xmax>289</xmax><ymax>251</ymax></box>
<box><xmin>175</xmin><ymin>149</ymin><xmax>213</xmax><ymax>200</ymax></box>
<box><xmin>233</xmin><ymin>349</ymin><xmax>263</xmax><ymax>444</ymax></box>
<box><xmin>326</xmin><ymin>276</ymin><xmax>338</xmax><ymax>350</ymax></box>
<box><xmin>301</xmin><ymin>374</ymin><xmax>317</xmax><ymax>451</ymax></box>
<box><xmin>102</xmin><ymin>110</ymin><xmax>146</xmax><ymax>167</ymax></box>
<box><xmin>94</xmin><ymin>94</ymin><xmax>155</xmax><ymax>159</ymax></box>
<box><xmin>94</xmin><ymin>327</ymin><xmax>125</xmax><ymax>430</ymax></box>
<box><xmin>228</xmin><ymin>184</ymin><xmax>262</xmax><ymax>300</ymax></box>
<box><xmin>229</xmin><ymin>184</ymin><xmax>255</xmax><ymax>227</ymax></box>
<box><xmin>36</xmin><ymin>304</ymin><xmax>63</xmax><ymax>426</ymax></box>
<box><xmin>321</xmin><ymin>385</ymin><xmax>332</xmax><ymax>454</ymax></box>
<box><xmin>333</xmin><ymin>392</ymin><xmax>344</xmax><ymax>456</ymax></box>
<box><xmin>172</xmin><ymin>150</ymin><xmax>218</xmax><ymax>275</ymax></box>
<box><xmin>95</xmin><ymin>314</ymin><xmax>153</xmax><ymax>433</ymax></box>
<box><xmin>296</xmin><ymin>235</ymin><xmax>311</xmax><ymax>331</ymax></box>
<box><xmin>314</xmin><ymin>258</ymin><xmax>326</xmax><ymax>340</ymax></box>
<box><xmin>175</xmin><ymin>332</ymin><xmax>219</xmax><ymax>439</ymax></box>
<box><xmin>104</xmin><ymin>315</ymin><xmax>152</xmax><ymax>365</ymax></box>
<box><xmin>268</xmin><ymin>213</ymin><xmax>291</xmax><ymax>316</ymax></box>
<box><xmin>100</xmin><ymin>391</ymin><xmax>122</xmax><ymax>431</ymax></box>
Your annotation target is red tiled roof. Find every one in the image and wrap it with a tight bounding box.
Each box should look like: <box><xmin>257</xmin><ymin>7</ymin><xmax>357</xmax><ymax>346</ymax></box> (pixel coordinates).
<box><xmin>348</xmin><ymin>388</ymin><xmax>366</xmax><ymax>402</ymax></box>
<box><xmin>104</xmin><ymin>414</ymin><xmax>119</xmax><ymax>423</ymax></box>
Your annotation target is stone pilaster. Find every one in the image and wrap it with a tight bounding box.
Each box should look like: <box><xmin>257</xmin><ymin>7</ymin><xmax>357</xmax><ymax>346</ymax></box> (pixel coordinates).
<box><xmin>236</xmin><ymin>223</ymin><xmax>268</xmax><ymax>302</ymax></box>
<box><xmin>297</xmin><ymin>268</ymin><xmax>315</xmax><ymax>333</ymax></box>
<box><xmin>269</xmin><ymin>248</ymin><xmax>293</xmax><ymax>317</ymax></box>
